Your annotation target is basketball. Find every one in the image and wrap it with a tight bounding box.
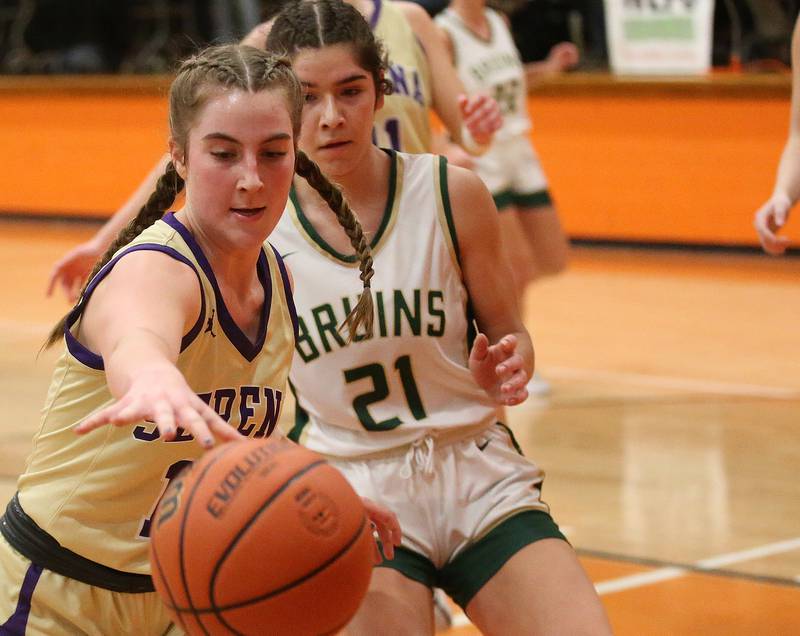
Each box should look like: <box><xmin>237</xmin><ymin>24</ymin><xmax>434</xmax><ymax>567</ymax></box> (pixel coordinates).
<box><xmin>148</xmin><ymin>437</ymin><xmax>375</xmax><ymax>635</ymax></box>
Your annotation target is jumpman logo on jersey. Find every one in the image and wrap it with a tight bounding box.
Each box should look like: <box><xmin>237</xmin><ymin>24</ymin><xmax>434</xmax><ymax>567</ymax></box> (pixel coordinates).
<box><xmin>205</xmin><ymin>309</ymin><xmax>216</xmax><ymax>337</ymax></box>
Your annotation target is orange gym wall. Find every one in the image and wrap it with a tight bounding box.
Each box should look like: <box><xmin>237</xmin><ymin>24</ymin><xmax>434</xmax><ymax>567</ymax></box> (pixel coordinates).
<box><xmin>0</xmin><ymin>74</ymin><xmax>790</xmax><ymax>247</ymax></box>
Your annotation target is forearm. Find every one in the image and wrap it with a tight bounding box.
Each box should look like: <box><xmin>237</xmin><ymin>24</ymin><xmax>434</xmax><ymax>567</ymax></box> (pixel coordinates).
<box><xmin>772</xmin><ymin>134</ymin><xmax>800</xmax><ymax>203</ymax></box>
<box><xmin>103</xmin><ymin>330</ymin><xmax>179</xmax><ymax>399</ymax></box>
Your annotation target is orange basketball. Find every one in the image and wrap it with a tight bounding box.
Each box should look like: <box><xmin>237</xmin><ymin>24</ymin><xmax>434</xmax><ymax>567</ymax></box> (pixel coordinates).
<box><xmin>148</xmin><ymin>437</ymin><xmax>374</xmax><ymax>635</ymax></box>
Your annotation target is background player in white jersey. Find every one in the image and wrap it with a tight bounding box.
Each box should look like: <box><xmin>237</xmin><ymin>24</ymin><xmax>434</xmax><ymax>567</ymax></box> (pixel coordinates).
<box><xmin>435</xmin><ymin>0</ymin><xmax>574</xmax><ymax>281</ymax></box>
<box><xmin>265</xmin><ymin>2</ymin><xmax>611</xmax><ymax>633</ymax></box>
<box><xmin>436</xmin><ymin>1</ymin><xmax>573</xmax><ymax>386</ymax></box>
<box><xmin>45</xmin><ymin>0</ymin><xmax>502</xmax><ymax>302</ymax></box>
<box><xmin>0</xmin><ymin>44</ymin><xmax>398</xmax><ymax>635</ymax></box>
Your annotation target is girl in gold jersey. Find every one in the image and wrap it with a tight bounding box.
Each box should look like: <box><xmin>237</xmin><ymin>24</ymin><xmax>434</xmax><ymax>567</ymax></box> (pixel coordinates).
<box><xmin>47</xmin><ymin>0</ymin><xmax>502</xmax><ymax>301</ymax></box>
<box><xmin>0</xmin><ymin>44</ymin><xmax>398</xmax><ymax>635</ymax></box>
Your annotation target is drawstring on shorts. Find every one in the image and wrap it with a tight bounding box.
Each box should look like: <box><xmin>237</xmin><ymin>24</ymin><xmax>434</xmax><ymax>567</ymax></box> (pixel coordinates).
<box><xmin>399</xmin><ymin>435</ymin><xmax>435</xmax><ymax>479</ymax></box>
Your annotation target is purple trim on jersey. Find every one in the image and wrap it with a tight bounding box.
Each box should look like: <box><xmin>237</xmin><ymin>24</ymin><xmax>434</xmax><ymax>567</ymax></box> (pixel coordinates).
<box><xmin>162</xmin><ymin>213</ymin><xmax>271</xmax><ymax>362</ymax></box>
<box><xmin>0</xmin><ymin>562</ymin><xmax>43</xmax><ymax>635</ymax></box>
<box><xmin>64</xmin><ymin>243</ymin><xmax>207</xmax><ymax>371</ymax></box>
<box><xmin>369</xmin><ymin>0</ymin><xmax>382</xmax><ymax>29</ymax></box>
<box><xmin>269</xmin><ymin>243</ymin><xmax>298</xmax><ymax>341</ymax></box>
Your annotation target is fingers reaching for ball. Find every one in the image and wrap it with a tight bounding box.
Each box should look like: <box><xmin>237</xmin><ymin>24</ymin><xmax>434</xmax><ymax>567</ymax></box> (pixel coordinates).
<box><xmin>362</xmin><ymin>497</ymin><xmax>402</xmax><ymax>562</ymax></box>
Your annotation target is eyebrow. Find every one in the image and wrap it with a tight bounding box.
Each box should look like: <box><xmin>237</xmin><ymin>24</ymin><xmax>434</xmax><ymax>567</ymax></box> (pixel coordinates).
<box><xmin>201</xmin><ymin>132</ymin><xmax>291</xmax><ymax>144</ymax></box>
<box><xmin>302</xmin><ymin>73</ymin><xmax>369</xmax><ymax>88</ymax></box>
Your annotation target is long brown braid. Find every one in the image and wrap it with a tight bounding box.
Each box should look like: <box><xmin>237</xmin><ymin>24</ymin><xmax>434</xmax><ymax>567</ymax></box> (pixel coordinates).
<box><xmin>295</xmin><ymin>150</ymin><xmax>375</xmax><ymax>341</ymax></box>
<box><xmin>45</xmin><ymin>44</ymin><xmax>373</xmax><ymax>347</ymax></box>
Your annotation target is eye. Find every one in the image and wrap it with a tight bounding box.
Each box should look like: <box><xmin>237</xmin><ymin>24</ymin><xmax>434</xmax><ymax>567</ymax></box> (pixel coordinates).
<box><xmin>260</xmin><ymin>150</ymin><xmax>288</xmax><ymax>159</ymax></box>
<box><xmin>342</xmin><ymin>87</ymin><xmax>361</xmax><ymax>97</ymax></box>
<box><xmin>303</xmin><ymin>93</ymin><xmax>317</xmax><ymax>104</ymax></box>
<box><xmin>211</xmin><ymin>150</ymin><xmax>236</xmax><ymax>161</ymax></box>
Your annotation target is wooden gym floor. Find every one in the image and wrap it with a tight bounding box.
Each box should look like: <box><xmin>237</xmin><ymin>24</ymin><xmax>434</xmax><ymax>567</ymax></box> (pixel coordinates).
<box><xmin>1</xmin><ymin>219</ymin><xmax>798</xmax><ymax>634</ymax></box>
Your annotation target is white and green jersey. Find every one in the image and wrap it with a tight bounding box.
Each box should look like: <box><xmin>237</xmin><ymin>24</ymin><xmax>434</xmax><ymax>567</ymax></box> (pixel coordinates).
<box><xmin>436</xmin><ymin>7</ymin><xmax>530</xmax><ymax>140</ymax></box>
<box><xmin>271</xmin><ymin>151</ymin><xmax>497</xmax><ymax>457</ymax></box>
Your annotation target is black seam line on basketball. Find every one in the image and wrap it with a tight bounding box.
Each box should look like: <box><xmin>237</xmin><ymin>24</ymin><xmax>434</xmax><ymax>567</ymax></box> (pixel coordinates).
<box><xmin>168</xmin><ymin>460</ymin><xmax>367</xmax><ymax>615</ymax></box>
<box><xmin>150</xmin><ymin>530</ymin><xmax>185</xmax><ymax>634</ymax></box>
<box><xmin>171</xmin><ymin>513</ymin><xmax>370</xmax><ymax>618</ymax></box>
<box><xmin>576</xmin><ymin>548</ymin><xmax>800</xmax><ymax>589</ymax></box>
<box><xmin>178</xmin><ymin>446</ymin><xmax>238</xmax><ymax>636</ymax></box>
<box><xmin>208</xmin><ymin>457</ymin><xmax>329</xmax><ymax>628</ymax></box>
<box><xmin>210</xmin><ymin>459</ymin><xmax>346</xmax><ymax>634</ymax></box>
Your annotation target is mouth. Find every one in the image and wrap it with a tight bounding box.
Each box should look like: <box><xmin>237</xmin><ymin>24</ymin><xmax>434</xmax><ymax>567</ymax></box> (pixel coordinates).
<box><xmin>319</xmin><ymin>140</ymin><xmax>350</xmax><ymax>151</ymax></box>
<box><xmin>230</xmin><ymin>207</ymin><xmax>266</xmax><ymax>217</ymax></box>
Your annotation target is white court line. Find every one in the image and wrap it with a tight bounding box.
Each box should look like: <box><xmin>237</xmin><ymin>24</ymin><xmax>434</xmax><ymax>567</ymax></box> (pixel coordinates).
<box><xmin>450</xmin><ymin>537</ymin><xmax>800</xmax><ymax>627</ymax></box>
<box><xmin>595</xmin><ymin>537</ymin><xmax>800</xmax><ymax>596</ymax></box>
<box><xmin>547</xmin><ymin>366</ymin><xmax>800</xmax><ymax>400</ymax></box>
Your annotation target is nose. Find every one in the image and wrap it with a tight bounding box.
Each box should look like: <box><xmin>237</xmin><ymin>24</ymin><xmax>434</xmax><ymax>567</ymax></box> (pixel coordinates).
<box><xmin>237</xmin><ymin>155</ymin><xmax>263</xmax><ymax>192</ymax></box>
<box><xmin>320</xmin><ymin>94</ymin><xmax>344</xmax><ymax>129</ymax></box>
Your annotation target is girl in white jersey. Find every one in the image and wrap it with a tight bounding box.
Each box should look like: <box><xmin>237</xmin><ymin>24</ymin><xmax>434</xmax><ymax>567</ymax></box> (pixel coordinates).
<box><xmin>436</xmin><ymin>0</ymin><xmax>571</xmax><ymax>310</ymax></box>
<box><xmin>46</xmin><ymin>0</ymin><xmax>502</xmax><ymax>303</ymax></box>
<box><xmin>266</xmin><ymin>2</ymin><xmax>611</xmax><ymax>633</ymax></box>
<box><xmin>0</xmin><ymin>45</ymin><xmax>398</xmax><ymax>635</ymax></box>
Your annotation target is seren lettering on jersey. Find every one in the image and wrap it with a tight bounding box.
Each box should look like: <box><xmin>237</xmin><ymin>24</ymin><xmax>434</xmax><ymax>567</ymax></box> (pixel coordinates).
<box><xmin>388</xmin><ymin>63</ymin><xmax>426</xmax><ymax>106</ymax></box>
<box><xmin>132</xmin><ymin>385</ymin><xmax>283</xmax><ymax>442</ymax></box>
<box><xmin>296</xmin><ymin>288</ymin><xmax>446</xmax><ymax>362</ymax></box>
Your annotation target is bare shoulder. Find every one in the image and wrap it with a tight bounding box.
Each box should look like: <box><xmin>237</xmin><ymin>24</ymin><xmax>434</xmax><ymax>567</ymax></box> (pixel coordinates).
<box><xmin>99</xmin><ymin>249</ymin><xmax>200</xmax><ymax>304</ymax></box>
<box><xmin>444</xmin><ymin>163</ymin><xmax>499</xmax><ymax>242</ymax></box>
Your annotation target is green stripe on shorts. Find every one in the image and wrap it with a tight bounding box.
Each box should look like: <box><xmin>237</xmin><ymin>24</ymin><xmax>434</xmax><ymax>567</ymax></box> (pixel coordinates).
<box><xmin>493</xmin><ymin>189</ymin><xmax>552</xmax><ymax>210</ymax></box>
<box><xmin>376</xmin><ymin>545</ymin><xmax>437</xmax><ymax>588</ymax></box>
<box><xmin>438</xmin><ymin>510</ymin><xmax>567</xmax><ymax>609</ymax></box>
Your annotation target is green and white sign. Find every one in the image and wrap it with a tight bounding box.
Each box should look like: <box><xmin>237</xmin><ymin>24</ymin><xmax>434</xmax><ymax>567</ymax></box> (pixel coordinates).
<box><xmin>604</xmin><ymin>0</ymin><xmax>715</xmax><ymax>75</ymax></box>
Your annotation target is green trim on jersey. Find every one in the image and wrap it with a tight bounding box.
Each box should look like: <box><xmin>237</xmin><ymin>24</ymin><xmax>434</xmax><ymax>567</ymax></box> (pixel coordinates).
<box><xmin>433</xmin><ymin>156</ymin><xmax>479</xmax><ymax>358</ymax></box>
<box><xmin>287</xmin><ymin>381</ymin><xmax>309</xmax><ymax>443</ymax></box>
<box><xmin>434</xmin><ymin>156</ymin><xmax>461</xmax><ymax>274</ymax></box>
<box><xmin>288</xmin><ymin>150</ymin><xmax>401</xmax><ymax>265</ymax></box>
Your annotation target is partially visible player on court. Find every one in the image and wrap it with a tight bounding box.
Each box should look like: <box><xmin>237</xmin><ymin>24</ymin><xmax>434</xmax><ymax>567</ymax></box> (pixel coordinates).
<box><xmin>436</xmin><ymin>0</ymin><xmax>572</xmax><ymax>299</ymax></box>
<box><xmin>46</xmin><ymin>0</ymin><xmax>502</xmax><ymax>301</ymax></box>
<box><xmin>436</xmin><ymin>0</ymin><xmax>575</xmax><ymax>396</ymax></box>
<box><xmin>0</xmin><ymin>44</ymin><xmax>398</xmax><ymax>635</ymax></box>
<box><xmin>265</xmin><ymin>2</ymin><xmax>611</xmax><ymax>633</ymax></box>
<box><xmin>754</xmin><ymin>12</ymin><xmax>800</xmax><ymax>255</ymax></box>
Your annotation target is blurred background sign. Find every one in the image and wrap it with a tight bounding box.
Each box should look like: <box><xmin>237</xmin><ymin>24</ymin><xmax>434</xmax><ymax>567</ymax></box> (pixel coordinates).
<box><xmin>604</xmin><ymin>0</ymin><xmax>715</xmax><ymax>74</ymax></box>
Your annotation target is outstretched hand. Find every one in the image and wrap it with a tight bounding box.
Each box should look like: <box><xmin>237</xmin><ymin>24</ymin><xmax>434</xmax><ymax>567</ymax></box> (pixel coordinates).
<box><xmin>362</xmin><ymin>497</ymin><xmax>402</xmax><ymax>563</ymax></box>
<box><xmin>458</xmin><ymin>93</ymin><xmax>502</xmax><ymax>147</ymax></box>
<box><xmin>469</xmin><ymin>333</ymin><xmax>529</xmax><ymax>406</ymax></box>
<box><xmin>46</xmin><ymin>240</ymin><xmax>103</xmax><ymax>301</ymax></box>
<box><xmin>754</xmin><ymin>193</ymin><xmax>792</xmax><ymax>255</ymax></box>
<box><xmin>75</xmin><ymin>370</ymin><xmax>242</xmax><ymax>449</ymax></box>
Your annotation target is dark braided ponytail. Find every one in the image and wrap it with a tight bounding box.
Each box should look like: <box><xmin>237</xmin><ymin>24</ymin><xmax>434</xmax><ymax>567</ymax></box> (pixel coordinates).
<box><xmin>295</xmin><ymin>151</ymin><xmax>374</xmax><ymax>341</ymax></box>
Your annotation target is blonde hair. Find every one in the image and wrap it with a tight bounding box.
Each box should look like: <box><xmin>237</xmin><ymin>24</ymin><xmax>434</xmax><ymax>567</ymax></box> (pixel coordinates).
<box><xmin>46</xmin><ymin>44</ymin><xmax>373</xmax><ymax>348</ymax></box>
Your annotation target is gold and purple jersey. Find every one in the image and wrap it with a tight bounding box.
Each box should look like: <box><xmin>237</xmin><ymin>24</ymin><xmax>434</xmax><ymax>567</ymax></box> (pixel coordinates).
<box><xmin>16</xmin><ymin>213</ymin><xmax>296</xmax><ymax>575</ymax></box>
<box><xmin>371</xmin><ymin>0</ymin><xmax>433</xmax><ymax>153</ymax></box>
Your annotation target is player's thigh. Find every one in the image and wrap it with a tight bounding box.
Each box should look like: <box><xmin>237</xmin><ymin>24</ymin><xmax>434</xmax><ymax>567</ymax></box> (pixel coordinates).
<box><xmin>345</xmin><ymin>567</ymin><xmax>434</xmax><ymax>636</ymax></box>
<box><xmin>465</xmin><ymin>538</ymin><xmax>611</xmax><ymax>636</ymax></box>
<box><xmin>516</xmin><ymin>203</ymin><xmax>569</xmax><ymax>276</ymax></box>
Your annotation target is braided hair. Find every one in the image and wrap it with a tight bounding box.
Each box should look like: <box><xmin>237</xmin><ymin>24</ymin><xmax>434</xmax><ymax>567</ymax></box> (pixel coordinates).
<box><xmin>45</xmin><ymin>44</ymin><xmax>374</xmax><ymax>347</ymax></box>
